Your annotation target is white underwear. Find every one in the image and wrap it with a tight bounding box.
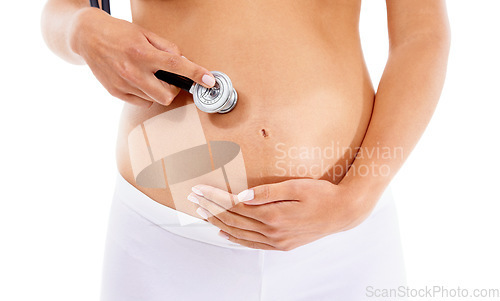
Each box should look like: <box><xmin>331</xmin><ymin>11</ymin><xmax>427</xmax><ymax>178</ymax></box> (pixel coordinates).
<box><xmin>114</xmin><ymin>172</ymin><xmax>247</xmax><ymax>249</ymax></box>
<box><xmin>100</xmin><ymin>173</ymin><xmax>407</xmax><ymax>300</ymax></box>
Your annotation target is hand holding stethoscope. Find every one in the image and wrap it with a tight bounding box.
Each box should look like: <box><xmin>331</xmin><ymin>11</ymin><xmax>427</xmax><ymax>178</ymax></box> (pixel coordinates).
<box><xmin>76</xmin><ymin>1</ymin><xmax>237</xmax><ymax>113</ymax></box>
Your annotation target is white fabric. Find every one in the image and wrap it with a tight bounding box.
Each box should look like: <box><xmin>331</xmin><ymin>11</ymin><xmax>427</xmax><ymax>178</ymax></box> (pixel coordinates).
<box><xmin>100</xmin><ymin>174</ymin><xmax>407</xmax><ymax>300</ymax></box>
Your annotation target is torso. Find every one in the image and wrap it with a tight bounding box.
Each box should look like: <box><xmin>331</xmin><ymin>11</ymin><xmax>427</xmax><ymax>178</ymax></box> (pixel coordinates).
<box><xmin>116</xmin><ymin>0</ymin><xmax>374</xmax><ymax>218</ymax></box>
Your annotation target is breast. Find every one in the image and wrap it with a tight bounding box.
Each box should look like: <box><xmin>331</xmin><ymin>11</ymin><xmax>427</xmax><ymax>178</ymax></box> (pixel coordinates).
<box><xmin>116</xmin><ymin>0</ymin><xmax>372</xmax><ymax>214</ymax></box>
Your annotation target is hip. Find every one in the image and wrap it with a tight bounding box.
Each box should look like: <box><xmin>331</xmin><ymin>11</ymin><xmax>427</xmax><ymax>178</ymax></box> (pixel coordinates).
<box><xmin>101</xmin><ymin>172</ymin><xmax>407</xmax><ymax>300</ymax></box>
<box><xmin>112</xmin><ymin>171</ymin><xmax>398</xmax><ymax>250</ymax></box>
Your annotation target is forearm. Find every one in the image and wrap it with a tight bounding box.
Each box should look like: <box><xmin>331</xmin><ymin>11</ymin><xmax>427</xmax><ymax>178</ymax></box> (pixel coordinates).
<box><xmin>341</xmin><ymin>35</ymin><xmax>451</xmax><ymax>213</ymax></box>
<box><xmin>41</xmin><ymin>0</ymin><xmax>97</xmax><ymax>64</ymax></box>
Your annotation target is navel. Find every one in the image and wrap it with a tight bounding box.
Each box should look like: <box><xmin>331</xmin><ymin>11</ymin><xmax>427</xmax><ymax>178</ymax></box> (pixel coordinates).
<box><xmin>260</xmin><ymin>128</ymin><xmax>269</xmax><ymax>138</ymax></box>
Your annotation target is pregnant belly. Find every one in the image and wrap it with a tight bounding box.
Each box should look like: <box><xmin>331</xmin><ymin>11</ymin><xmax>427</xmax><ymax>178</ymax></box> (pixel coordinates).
<box><xmin>116</xmin><ymin>82</ymin><xmax>374</xmax><ymax>220</ymax></box>
<box><xmin>117</xmin><ymin>0</ymin><xmax>372</xmax><ymax>218</ymax></box>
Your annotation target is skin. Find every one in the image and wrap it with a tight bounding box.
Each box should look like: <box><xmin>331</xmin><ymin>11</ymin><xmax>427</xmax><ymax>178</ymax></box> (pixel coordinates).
<box><xmin>42</xmin><ymin>0</ymin><xmax>450</xmax><ymax>251</ymax></box>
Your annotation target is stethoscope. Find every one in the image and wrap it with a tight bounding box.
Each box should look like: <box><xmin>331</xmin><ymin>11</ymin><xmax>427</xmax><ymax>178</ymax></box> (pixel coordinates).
<box><xmin>89</xmin><ymin>0</ymin><xmax>238</xmax><ymax>114</ymax></box>
<box><xmin>154</xmin><ymin>70</ymin><xmax>237</xmax><ymax>114</ymax></box>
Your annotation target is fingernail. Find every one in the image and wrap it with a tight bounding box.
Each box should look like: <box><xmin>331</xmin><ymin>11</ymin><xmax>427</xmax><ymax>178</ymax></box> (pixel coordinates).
<box><xmin>196</xmin><ymin>207</ymin><xmax>208</xmax><ymax>219</ymax></box>
<box><xmin>202</xmin><ymin>74</ymin><xmax>216</xmax><ymax>87</ymax></box>
<box><xmin>192</xmin><ymin>186</ymin><xmax>204</xmax><ymax>196</ymax></box>
<box><xmin>218</xmin><ymin>231</ymin><xmax>229</xmax><ymax>240</ymax></box>
<box><xmin>187</xmin><ymin>194</ymin><xmax>199</xmax><ymax>204</ymax></box>
<box><xmin>237</xmin><ymin>189</ymin><xmax>254</xmax><ymax>203</ymax></box>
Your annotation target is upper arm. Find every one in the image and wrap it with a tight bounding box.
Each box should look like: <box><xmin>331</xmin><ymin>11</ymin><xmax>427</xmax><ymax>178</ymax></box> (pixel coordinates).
<box><xmin>385</xmin><ymin>0</ymin><xmax>451</xmax><ymax>49</ymax></box>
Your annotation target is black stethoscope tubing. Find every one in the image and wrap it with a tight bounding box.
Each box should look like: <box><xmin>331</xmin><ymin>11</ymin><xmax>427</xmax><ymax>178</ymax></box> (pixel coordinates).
<box><xmin>89</xmin><ymin>0</ymin><xmax>110</xmax><ymax>14</ymax></box>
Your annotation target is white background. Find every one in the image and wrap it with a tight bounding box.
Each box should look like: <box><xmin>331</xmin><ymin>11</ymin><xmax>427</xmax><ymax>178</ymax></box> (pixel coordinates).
<box><xmin>0</xmin><ymin>1</ymin><xmax>499</xmax><ymax>300</ymax></box>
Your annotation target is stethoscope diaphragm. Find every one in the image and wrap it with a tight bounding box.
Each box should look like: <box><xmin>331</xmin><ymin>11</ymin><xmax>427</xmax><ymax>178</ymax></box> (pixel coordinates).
<box><xmin>190</xmin><ymin>71</ymin><xmax>237</xmax><ymax>114</ymax></box>
<box><xmin>155</xmin><ymin>70</ymin><xmax>238</xmax><ymax>114</ymax></box>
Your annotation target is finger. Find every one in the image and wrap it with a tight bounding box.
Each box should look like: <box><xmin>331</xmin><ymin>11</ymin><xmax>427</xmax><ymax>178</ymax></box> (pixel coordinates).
<box><xmin>120</xmin><ymin>93</ymin><xmax>154</xmax><ymax>108</ymax></box>
<box><xmin>191</xmin><ymin>185</ymin><xmax>236</xmax><ymax>209</ymax></box>
<box><xmin>189</xmin><ymin>185</ymin><xmax>287</xmax><ymax>223</ymax></box>
<box><xmin>237</xmin><ymin>180</ymin><xmax>301</xmax><ymax>205</ymax></box>
<box><xmin>189</xmin><ymin>192</ymin><xmax>293</xmax><ymax>228</ymax></box>
<box><xmin>219</xmin><ymin>230</ymin><xmax>277</xmax><ymax>251</ymax></box>
<box><xmin>128</xmin><ymin>86</ymin><xmax>156</xmax><ymax>103</ymax></box>
<box><xmin>188</xmin><ymin>193</ymin><xmax>266</xmax><ymax>230</ymax></box>
<box><xmin>142</xmin><ymin>31</ymin><xmax>216</xmax><ymax>88</ymax></box>
<box><xmin>143</xmin><ymin>30</ymin><xmax>182</xmax><ymax>55</ymax></box>
<box><xmin>206</xmin><ymin>216</ymin><xmax>270</xmax><ymax>245</ymax></box>
<box><xmin>113</xmin><ymin>58</ymin><xmax>180</xmax><ymax>106</ymax></box>
<box><xmin>154</xmin><ymin>52</ymin><xmax>216</xmax><ymax>89</ymax></box>
<box><xmin>135</xmin><ymin>74</ymin><xmax>181</xmax><ymax>106</ymax></box>
<box><xmin>188</xmin><ymin>192</ymin><xmax>226</xmax><ymax>216</ymax></box>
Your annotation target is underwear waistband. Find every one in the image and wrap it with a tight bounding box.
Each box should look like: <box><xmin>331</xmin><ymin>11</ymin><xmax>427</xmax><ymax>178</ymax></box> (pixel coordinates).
<box><xmin>112</xmin><ymin>172</ymin><xmax>394</xmax><ymax>250</ymax></box>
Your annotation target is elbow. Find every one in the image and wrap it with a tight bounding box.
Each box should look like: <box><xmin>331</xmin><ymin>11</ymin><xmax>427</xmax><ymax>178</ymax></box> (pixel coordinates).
<box><xmin>390</xmin><ymin>29</ymin><xmax>451</xmax><ymax>56</ymax></box>
<box><xmin>431</xmin><ymin>27</ymin><xmax>451</xmax><ymax>54</ymax></box>
<box><xmin>390</xmin><ymin>16</ymin><xmax>452</xmax><ymax>54</ymax></box>
<box><xmin>425</xmin><ymin>31</ymin><xmax>451</xmax><ymax>56</ymax></box>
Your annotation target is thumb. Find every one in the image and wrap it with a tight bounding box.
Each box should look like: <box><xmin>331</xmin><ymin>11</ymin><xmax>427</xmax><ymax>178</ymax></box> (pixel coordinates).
<box><xmin>237</xmin><ymin>180</ymin><xmax>300</xmax><ymax>205</ymax></box>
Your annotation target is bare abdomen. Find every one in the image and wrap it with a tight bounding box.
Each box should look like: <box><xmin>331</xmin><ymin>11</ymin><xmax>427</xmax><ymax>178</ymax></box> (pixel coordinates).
<box><xmin>115</xmin><ymin>0</ymin><xmax>373</xmax><ymax>218</ymax></box>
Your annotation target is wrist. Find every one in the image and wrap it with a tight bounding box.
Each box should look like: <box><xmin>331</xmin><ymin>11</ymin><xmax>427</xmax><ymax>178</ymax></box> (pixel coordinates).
<box><xmin>341</xmin><ymin>162</ymin><xmax>392</xmax><ymax>199</ymax></box>
<box><xmin>335</xmin><ymin>175</ymin><xmax>389</xmax><ymax>231</ymax></box>
<box><xmin>68</xmin><ymin>7</ymin><xmax>106</xmax><ymax>58</ymax></box>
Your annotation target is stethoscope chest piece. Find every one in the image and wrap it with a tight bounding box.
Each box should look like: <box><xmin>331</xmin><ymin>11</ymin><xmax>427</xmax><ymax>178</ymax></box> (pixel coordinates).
<box><xmin>190</xmin><ymin>71</ymin><xmax>238</xmax><ymax>114</ymax></box>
